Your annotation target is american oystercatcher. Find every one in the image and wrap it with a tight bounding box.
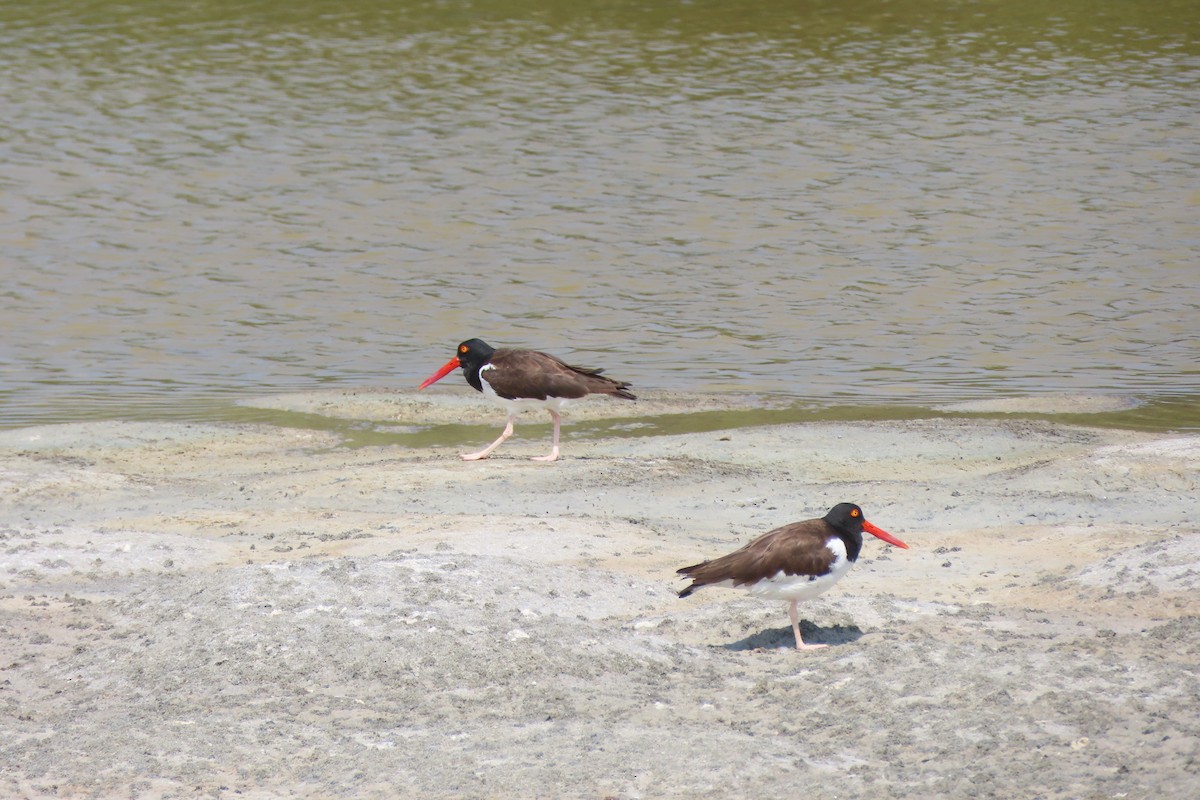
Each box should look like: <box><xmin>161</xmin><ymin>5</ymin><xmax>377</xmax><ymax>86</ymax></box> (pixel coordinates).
<box><xmin>418</xmin><ymin>338</ymin><xmax>636</xmax><ymax>462</ymax></box>
<box><xmin>677</xmin><ymin>502</ymin><xmax>908</xmax><ymax>650</ymax></box>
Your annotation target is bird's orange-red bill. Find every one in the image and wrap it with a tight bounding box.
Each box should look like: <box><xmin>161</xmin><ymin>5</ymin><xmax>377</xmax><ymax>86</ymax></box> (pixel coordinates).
<box><xmin>418</xmin><ymin>356</ymin><xmax>460</xmax><ymax>389</ymax></box>
<box><xmin>864</xmin><ymin>520</ymin><xmax>909</xmax><ymax>549</ymax></box>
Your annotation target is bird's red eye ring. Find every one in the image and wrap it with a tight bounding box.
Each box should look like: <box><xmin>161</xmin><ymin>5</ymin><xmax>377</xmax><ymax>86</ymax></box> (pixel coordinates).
<box><xmin>459</xmin><ymin>345</ymin><xmax>469</xmax><ymax>353</ymax></box>
<box><xmin>851</xmin><ymin>508</ymin><xmax>860</xmax><ymax>517</ymax></box>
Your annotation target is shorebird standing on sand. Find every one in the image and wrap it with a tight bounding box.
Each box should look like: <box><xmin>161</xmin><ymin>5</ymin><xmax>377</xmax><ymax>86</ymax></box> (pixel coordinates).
<box><xmin>677</xmin><ymin>502</ymin><xmax>909</xmax><ymax>650</ymax></box>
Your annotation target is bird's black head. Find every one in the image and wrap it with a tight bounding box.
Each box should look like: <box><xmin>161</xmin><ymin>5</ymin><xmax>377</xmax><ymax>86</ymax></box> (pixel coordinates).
<box><xmin>823</xmin><ymin>502</ymin><xmax>909</xmax><ymax>550</ymax></box>
<box><xmin>454</xmin><ymin>338</ymin><xmax>496</xmax><ymax>372</ymax></box>
<box><xmin>823</xmin><ymin>502</ymin><xmax>867</xmax><ymax>534</ymax></box>
<box><xmin>418</xmin><ymin>338</ymin><xmax>497</xmax><ymax>391</ymax></box>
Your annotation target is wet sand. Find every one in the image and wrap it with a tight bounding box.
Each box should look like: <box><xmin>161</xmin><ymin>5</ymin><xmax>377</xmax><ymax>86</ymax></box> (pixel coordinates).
<box><xmin>1</xmin><ymin>391</ymin><xmax>1197</xmax><ymax>799</ymax></box>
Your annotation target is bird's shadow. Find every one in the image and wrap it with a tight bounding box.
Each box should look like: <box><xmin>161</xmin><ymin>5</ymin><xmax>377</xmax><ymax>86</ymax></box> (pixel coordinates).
<box><xmin>723</xmin><ymin>620</ymin><xmax>865</xmax><ymax>651</ymax></box>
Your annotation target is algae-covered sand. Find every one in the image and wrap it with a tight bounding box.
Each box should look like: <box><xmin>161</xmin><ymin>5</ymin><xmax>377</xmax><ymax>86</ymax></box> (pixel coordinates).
<box><xmin>1</xmin><ymin>391</ymin><xmax>1197</xmax><ymax>798</ymax></box>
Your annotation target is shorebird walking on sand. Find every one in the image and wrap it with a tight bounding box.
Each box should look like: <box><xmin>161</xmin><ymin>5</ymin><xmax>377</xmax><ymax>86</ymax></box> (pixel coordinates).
<box><xmin>419</xmin><ymin>338</ymin><xmax>635</xmax><ymax>462</ymax></box>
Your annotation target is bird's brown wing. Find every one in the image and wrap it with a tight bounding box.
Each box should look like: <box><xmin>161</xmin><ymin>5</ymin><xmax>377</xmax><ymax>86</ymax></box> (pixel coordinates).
<box><xmin>487</xmin><ymin>349</ymin><xmax>635</xmax><ymax>400</ymax></box>
<box><xmin>677</xmin><ymin>520</ymin><xmax>836</xmax><ymax>595</ymax></box>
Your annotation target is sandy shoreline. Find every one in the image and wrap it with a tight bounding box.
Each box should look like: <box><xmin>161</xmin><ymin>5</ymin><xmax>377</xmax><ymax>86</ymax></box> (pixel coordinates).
<box><xmin>1</xmin><ymin>391</ymin><xmax>1198</xmax><ymax>798</ymax></box>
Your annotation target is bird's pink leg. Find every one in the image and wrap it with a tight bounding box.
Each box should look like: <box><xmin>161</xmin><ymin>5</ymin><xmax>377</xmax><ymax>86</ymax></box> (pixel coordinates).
<box><xmin>530</xmin><ymin>409</ymin><xmax>561</xmax><ymax>462</ymax></box>
<box><xmin>790</xmin><ymin>600</ymin><xmax>827</xmax><ymax>651</ymax></box>
<box><xmin>461</xmin><ymin>417</ymin><xmax>515</xmax><ymax>461</ymax></box>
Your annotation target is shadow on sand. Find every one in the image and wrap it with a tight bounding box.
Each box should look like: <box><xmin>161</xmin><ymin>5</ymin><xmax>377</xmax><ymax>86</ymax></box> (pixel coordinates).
<box><xmin>723</xmin><ymin>621</ymin><xmax>865</xmax><ymax>651</ymax></box>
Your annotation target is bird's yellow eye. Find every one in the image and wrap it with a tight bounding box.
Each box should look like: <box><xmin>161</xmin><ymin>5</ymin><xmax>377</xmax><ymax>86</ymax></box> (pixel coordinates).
<box><xmin>460</xmin><ymin>345</ymin><xmax>469</xmax><ymax>353</ymax></box>
<box><xmin>851</xmin><ymin>508</ymin><xmax>860</xmax><ymax>517</ymax></box>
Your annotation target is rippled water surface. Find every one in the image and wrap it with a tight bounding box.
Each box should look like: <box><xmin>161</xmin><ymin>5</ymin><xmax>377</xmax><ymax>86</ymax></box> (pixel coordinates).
<box><xmin>2</xmin><ymin>0</ymin><xmax>1198</xmax><ymax>428</ymax></box>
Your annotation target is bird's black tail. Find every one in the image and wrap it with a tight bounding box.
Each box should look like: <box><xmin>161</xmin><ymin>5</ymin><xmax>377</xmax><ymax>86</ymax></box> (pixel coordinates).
<box><xmin>569</xmin><ymin>363</ymin><xmax>636</xmax><ymax>400</ymax></box>
<box><xmin>676</xmin><ymin>564</ymin><xmax>704</xmax><ymax>598</ymax></box>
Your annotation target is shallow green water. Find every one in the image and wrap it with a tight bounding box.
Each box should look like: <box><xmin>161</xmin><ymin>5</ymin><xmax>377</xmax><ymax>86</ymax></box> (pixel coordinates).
<box><xmin>96</xmin><ymin>390</ymin><xmax>1194</xmax><ymax>448</ymax></box>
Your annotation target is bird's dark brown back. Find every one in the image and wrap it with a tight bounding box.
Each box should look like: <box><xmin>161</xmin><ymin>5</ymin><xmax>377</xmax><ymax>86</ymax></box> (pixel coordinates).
<box><xmin>489</xmin><ymin>349</ymin><xmax>635</xmax><ymax>401</ymax></box>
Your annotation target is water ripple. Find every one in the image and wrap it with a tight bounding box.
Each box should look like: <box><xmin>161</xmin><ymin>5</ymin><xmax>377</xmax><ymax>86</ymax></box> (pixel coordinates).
<box><xmin>1</xmin><ymin>0</ymin><xmax>1198</xmax><ymax>427</ymax></box>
